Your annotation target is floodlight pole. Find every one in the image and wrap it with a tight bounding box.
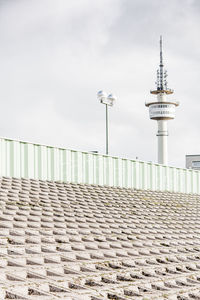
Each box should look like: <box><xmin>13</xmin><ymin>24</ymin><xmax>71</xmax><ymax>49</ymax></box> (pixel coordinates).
<box><xmin>105</xmin><ymin>104</ymin><xmax>109</xmax><ymax>155</ymax></box>
<box><xmin>97</xmin><ymin>91</ymin><xmax>117</xmax><ymax>156</ymax></box>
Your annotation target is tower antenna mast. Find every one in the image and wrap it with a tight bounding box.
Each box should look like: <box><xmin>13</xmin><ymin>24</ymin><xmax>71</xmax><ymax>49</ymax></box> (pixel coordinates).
<box><xmin>159</xmin><ymin>35</ymin><xmax>163</xmax><ymax>90</ymax></box>
<box><xmin>145</xmin><ymin>37</ymin><xmax>179</xmax><ymax>165</ymax></box>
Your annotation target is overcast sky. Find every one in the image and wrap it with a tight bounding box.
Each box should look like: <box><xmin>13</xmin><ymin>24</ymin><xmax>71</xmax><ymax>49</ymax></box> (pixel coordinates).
<box><xmin>0</xmin><ymin>0</ymin><xmax>199</xmax><ymax>168</ymax></box>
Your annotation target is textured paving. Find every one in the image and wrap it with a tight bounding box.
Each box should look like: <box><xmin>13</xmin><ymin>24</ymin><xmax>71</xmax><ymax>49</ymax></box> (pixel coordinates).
<box><xmin>1</xmin><ymin>177</ymin><xmax>200</xmax><ymax>299</ymax></box>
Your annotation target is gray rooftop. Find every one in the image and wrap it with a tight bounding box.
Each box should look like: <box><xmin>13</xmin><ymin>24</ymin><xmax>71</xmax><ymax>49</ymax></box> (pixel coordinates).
<box><xmin>1</xmin><ymin>176</ymin><xmax>200</xmax><ymax>299</ymax></box>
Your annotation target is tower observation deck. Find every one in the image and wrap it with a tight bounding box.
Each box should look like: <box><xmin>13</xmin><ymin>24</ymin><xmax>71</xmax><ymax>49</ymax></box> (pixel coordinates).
<box><xmin>145</xmin><ymin>36</ymin><xmax>179</xmax><ymax>165</ymax></box>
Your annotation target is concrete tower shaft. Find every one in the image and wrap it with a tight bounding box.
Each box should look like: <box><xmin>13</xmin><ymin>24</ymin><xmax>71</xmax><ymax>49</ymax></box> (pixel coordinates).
<box><xmin>145</xmin><ymin>37</ymin><xmax>179</xmax><ymax>165</ymax></box>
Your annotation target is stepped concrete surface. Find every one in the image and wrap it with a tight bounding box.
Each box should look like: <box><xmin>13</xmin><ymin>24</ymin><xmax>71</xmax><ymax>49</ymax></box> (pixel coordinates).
<box><xmin>1</xmin><ymin>177</ymin><xmax>200</xmax><ymax>299</ymax></box>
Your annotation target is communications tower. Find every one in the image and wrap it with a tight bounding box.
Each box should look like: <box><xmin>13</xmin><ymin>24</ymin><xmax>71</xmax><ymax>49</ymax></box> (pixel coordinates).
<box><xmin>145</xmin><ymin>36</ymin><xmax>179</xmax><ymax>165</ymax></box>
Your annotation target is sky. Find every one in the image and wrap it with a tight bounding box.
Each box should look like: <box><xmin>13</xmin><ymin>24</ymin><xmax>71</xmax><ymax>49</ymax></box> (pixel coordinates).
<box><xmin>0</xmin><ymin>0</ymin><xmax>199</xmax><ymax>168</ymax></box>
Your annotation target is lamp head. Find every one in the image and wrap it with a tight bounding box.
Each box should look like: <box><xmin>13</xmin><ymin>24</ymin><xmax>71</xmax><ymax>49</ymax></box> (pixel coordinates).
<box><xmin>97</xmin><ymin>90</ymin><xmax>107</xmax><ymax>100</ymax></box>
<box><xmin>108</xmin><ymin>94</ymin><xmax>117</xmax><ymax>105</ymax></box>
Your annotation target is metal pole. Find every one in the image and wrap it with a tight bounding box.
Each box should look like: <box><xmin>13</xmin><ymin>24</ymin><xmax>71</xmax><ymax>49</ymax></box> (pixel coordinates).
<box><xmin>106</xmin><ymin>104</ymin><xmax>108</xmax><ymax>155</ymax></box>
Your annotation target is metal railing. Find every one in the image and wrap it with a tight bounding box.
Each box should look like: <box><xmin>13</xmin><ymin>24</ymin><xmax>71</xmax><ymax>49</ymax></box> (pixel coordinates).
<box><xmin>0</xmin><ymin>137</ymin><xmax>199</xmax><ymax>194</ymax></box>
